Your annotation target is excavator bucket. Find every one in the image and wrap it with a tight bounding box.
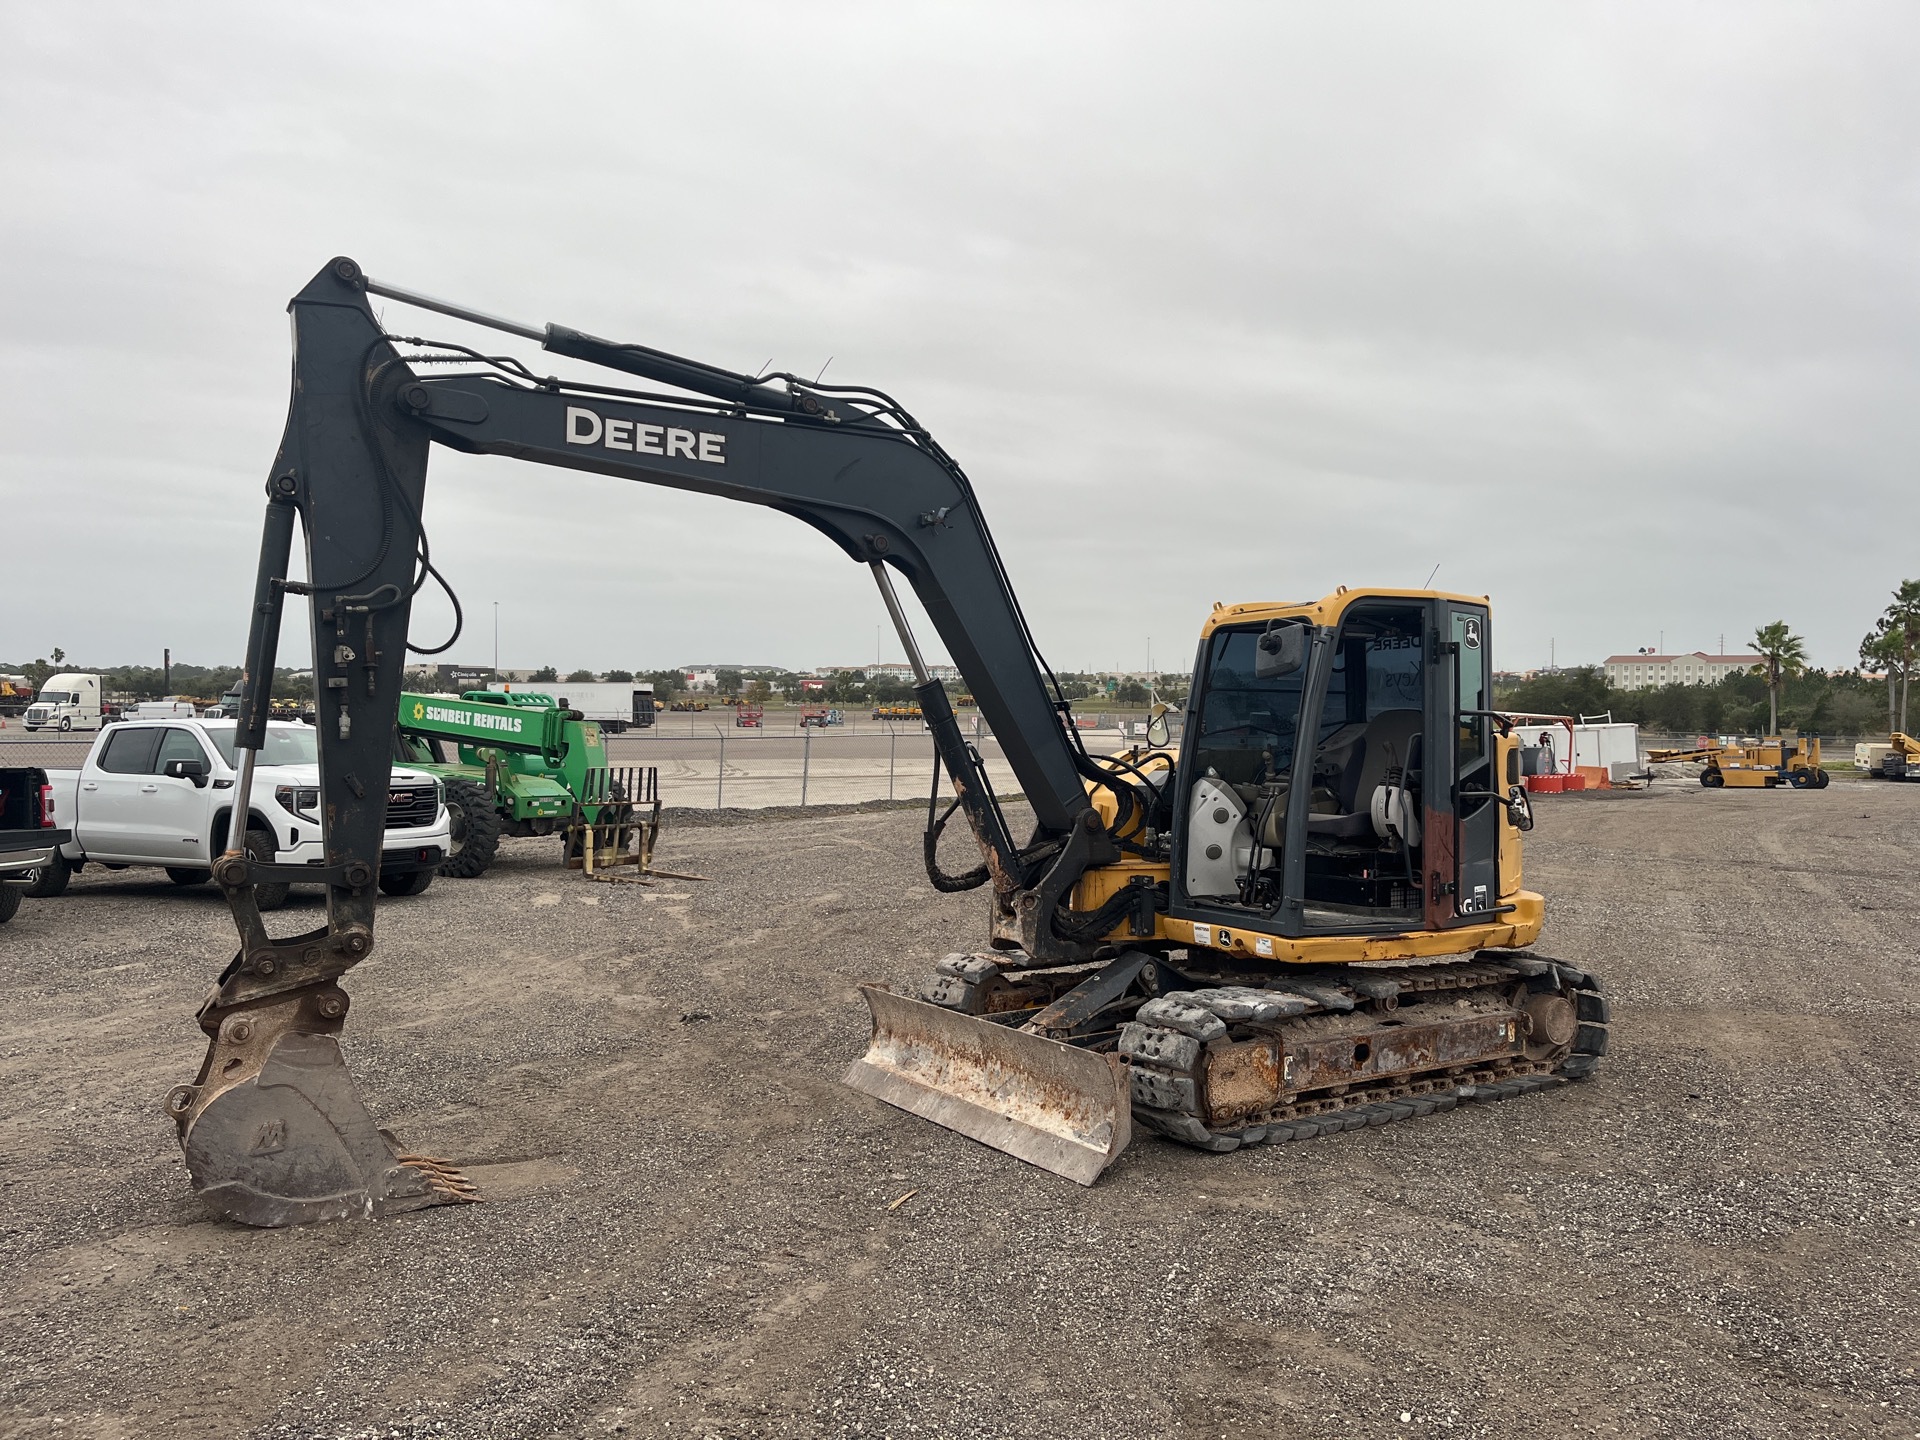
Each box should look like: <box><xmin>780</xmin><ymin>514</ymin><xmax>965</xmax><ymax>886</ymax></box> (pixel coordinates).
<box><xmin>172</xmin><ymin>1028</ymin><xmax>476</xmax><ymax>1227</ymax></box>
<box><xmin>842</xmin><ymin>985</ymin><xmax>1132</xmax><ymax>1185</ymax></box>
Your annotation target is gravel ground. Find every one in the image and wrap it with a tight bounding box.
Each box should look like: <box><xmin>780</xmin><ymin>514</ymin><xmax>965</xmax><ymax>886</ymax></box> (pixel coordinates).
<box><xmin>1</xmin><ymin>782</ymin><xmax>1916</xmax><ymax>1439</ymax></box>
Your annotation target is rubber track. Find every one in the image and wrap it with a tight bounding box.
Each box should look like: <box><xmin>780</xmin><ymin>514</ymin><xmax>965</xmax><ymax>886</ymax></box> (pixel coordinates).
<box><xmin>1128</xmin><ymin>954</ymin><xmax>1608</xmax><ymax>1154</ymax></box>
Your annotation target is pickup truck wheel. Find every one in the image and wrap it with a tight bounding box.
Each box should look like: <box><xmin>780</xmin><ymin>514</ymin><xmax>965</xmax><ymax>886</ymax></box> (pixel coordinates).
<box><xmin>379</xmin><ymin>869</ymin><xmax>434</xmax><ymax>897</ymax></box>
<box><xmin>437</xmin><ymin>779</ymin><xmax>502</xmax><ymax>878</ymax></box>
<box><xmin>22</xmin><ymin>852</ymin><xmax>71</xmax><ymax>898</ymax></box>
<box><xmin>247</xmin><ymin>830</ymin><xmax>290</xmax><ymax>911</ymax></box>
<box><xmin>0</xmin><ymin>887</ymin><xmax>21</xmax><ymax>923</ymax></box>
<box><xmin>165</xmin><ymin>867</ymin><xmax>210</xmax><ymax>887</ymax></box>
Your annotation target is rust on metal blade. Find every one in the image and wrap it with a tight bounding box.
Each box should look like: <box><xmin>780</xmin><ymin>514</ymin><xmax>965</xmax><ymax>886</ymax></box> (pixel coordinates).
<box><xmin>842</xmin><ymin>984</ymin><xmax>1131</xmax><ymax>1186</ymax></box>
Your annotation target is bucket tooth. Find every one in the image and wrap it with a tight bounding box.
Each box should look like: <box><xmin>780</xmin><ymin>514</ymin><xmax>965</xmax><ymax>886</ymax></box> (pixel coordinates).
<box><xmin>842</xmin><ymin>984</ymin><xmax>1132</xmax><ymax>1186</ymax></box>
<box><xmin>177</xmin><ymin>1030</ymin><xmax>476</xmax><ymax>1226</ymax></box>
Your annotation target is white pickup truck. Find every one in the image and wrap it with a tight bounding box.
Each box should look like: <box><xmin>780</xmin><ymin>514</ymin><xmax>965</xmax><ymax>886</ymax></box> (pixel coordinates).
<box><xmin>32</xmin><ymin>719</ymin><xmax>450</xmax><ymax>910</ymax></box>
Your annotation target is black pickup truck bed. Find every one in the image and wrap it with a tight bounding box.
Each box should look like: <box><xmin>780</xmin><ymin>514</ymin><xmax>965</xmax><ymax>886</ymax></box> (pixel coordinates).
<box><xmin>2</xmin><ymin>766</ymin><xmax>71</xmax><ymax>921</ymax></box>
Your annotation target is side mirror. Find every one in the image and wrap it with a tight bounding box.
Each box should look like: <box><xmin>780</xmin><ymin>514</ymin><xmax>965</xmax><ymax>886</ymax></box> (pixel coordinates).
<box><xmin>164</xmin><ymin>758</ymin><xmax>209</xmax><ymax>788</ymax></box>
<box><xmin>1506</xmin><ymin>785</ymin><xmax>1534</xmax><ymax>832</ymax></box>
<box><xmin>1254</xmin><ymin>622</ymin><xmax>1310</xmax><ymax>679</ymax></box>
<box><xmin>1146</xmin><ymin>703</ymin><xmax>1171</xmax><ymax>749</ymax></box>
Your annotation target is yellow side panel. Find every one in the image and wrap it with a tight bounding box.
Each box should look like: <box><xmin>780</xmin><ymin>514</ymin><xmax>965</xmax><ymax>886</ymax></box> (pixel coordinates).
<box><xmin>1071</xmin><ymin>861</ymin><xmax>1546</xmax><ymax>963</ymax></box>
<box><xmin>1496</xmin><ymin>731</ymin><xmax>1523</xmax><ymax>898</ymax></box>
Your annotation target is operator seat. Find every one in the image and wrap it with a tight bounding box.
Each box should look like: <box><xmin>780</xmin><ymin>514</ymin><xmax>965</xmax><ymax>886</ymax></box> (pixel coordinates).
<box><xmin>1305</xmin><ymin>708</ymin><xmax>1423</xmax><ymax>841</ymax></box>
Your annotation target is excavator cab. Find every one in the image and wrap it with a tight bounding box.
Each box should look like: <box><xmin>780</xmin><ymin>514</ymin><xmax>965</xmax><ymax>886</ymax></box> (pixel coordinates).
<box><xmin>1175</xmin><ymin>592</ymin><xmax>1520</xmax><ymax>934</ymax></box>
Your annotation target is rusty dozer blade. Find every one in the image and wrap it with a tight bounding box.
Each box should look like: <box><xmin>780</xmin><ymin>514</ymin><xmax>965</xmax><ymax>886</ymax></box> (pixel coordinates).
<box><xmin>167</xmin><ymin>994</ymin><xmax>477</xmax><ymax>1227</ymax></box>
<box><xmin>842</xmin><ymin>985</ymin><xmax>1132</xmax><ymax>1186</ymax></box>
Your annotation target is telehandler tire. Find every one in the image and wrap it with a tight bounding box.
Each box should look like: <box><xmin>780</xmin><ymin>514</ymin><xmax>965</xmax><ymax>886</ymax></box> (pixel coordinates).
<box><xmin>436</xmin><ymin>779</ymin><xmax>502</xmax><ymax>879</ymax></box>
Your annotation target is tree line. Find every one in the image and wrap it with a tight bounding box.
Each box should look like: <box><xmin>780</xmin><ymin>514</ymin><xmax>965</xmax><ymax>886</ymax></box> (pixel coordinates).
<box><xmin>1500</xmin><ymin>579</ymin><xmax>1920</xmax><ymax>739</ymax></box>
<box><xmin>1</xmin><ymin>652</ymin><xmax>315</xmax><ymax>703</ymax></box>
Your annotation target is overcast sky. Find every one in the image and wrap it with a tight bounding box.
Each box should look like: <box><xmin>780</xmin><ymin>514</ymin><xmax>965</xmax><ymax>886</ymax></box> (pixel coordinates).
<box><xmin>4</xmin><ymin>3</ymin><xmax>1916</xmax><ymax>681</ymax></box>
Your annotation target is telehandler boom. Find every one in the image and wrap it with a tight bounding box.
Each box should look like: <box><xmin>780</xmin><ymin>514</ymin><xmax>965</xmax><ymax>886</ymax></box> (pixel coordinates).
<box><xmin>172</xmin><ymin>260</ymin><xmax>1607</xmax><ymax>1224</ymax></box>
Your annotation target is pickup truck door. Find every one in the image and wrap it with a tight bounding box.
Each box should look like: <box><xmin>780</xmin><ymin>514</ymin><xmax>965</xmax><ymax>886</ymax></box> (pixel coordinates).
<box><xmin>81</xmin><ymin>726</ymin><xmax>163</xmax><ymax>861</ymax></box>
<box><xmin>147</xmin><ymin>727</ymin><xmax>215</xmax><ymax>865</ymax></box>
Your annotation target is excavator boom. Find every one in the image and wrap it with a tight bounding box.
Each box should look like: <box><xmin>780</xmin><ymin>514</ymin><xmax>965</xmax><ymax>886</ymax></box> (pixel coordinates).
<box><xmin>173</xmin><ymin>259</ymin><xmax>1147</xmax><ymax>1220</ymax></box>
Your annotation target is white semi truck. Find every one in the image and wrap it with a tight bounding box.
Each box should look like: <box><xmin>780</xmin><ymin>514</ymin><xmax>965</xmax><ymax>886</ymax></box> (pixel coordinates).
<box><xmin>22</xmin><ymin>673</ymin><xmax>104</xmax><ymax>731</ymax></box>
<box><xmin>488</xmin><ymin>680</ymin><xmax>655</xmax><ymax>732</ymax></box>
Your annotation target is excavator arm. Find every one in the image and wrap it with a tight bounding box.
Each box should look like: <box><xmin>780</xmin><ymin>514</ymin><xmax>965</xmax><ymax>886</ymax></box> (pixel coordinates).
<box><xmin>169</xmin><ymin>258</ymin><xmax>1152</xmax><ymax>1223</ymax></box>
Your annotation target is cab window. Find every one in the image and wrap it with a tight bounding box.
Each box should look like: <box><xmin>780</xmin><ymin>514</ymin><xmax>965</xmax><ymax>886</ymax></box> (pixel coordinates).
<box><xmin>154</xmin><ymin>728</ymin><xmax>208</xmax><ymax>772</ymax></box>
<box><xmin>97</xmin><ymin>728</ymin><xmax>162</xmax><ymax>774</ymax></box>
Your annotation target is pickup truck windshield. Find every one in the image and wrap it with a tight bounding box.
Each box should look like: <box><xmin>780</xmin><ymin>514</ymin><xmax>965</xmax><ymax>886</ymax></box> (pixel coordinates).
<box><xmin>199</xmin><ymin>725</ymin><xmax>318</xmax><ymax>767</ymax></box>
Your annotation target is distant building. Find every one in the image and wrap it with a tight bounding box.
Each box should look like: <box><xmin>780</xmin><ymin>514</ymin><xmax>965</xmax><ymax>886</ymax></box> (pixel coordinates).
<box><xmin>1603</xmin><ymin>652</ymin><xmax>1761</xmax><ymax>689</ymax></box>
<box><xmin>820</xmin><ymin>662</ymin><xmax>962</xmax><ymax>682</ymax></box>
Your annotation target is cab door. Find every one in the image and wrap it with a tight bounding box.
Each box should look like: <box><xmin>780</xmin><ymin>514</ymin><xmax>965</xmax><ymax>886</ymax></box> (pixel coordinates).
<box><xmin>1442</xmin><ymin>604</ymin><xmax>1500</xmax><ymax>918</ymax></box>
<box><xmin>147</xmin><ymin>727</ymin><xmax>215</xmax><ymax>865</ymax></box>
<box><xmin>81</xmin><ymin>726</ymin><xmax>163</xmax><ymax>860</ymax></box>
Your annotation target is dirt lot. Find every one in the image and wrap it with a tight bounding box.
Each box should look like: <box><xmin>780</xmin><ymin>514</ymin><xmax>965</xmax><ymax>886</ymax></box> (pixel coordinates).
<box><xmin>2</xmin><ymin>782</ymin><xmax>1916</xmax><ymax>1439</ymax></box>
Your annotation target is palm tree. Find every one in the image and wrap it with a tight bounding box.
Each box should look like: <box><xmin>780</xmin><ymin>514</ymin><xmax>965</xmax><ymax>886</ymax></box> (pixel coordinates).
<box><xmin>1862</xmin><ymin>625</ymin><xmax>1903</xmax><ymax>734</ymax></box>
<box><xmin>1750</xmin><ymin>622</ymin><xmax>1808</xmax><ymax>736</ymax></box>
<box><xmin>1885</xmin><ymin>580</ymin><xmax>1920</xmax><ymax>733</ymax></box>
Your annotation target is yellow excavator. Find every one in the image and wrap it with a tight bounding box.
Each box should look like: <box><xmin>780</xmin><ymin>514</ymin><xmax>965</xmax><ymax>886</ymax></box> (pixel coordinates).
<box><xmin>169</xmin><ymin>259</ymin><xmax>1608</xmax><ymax>1224</ymax></box>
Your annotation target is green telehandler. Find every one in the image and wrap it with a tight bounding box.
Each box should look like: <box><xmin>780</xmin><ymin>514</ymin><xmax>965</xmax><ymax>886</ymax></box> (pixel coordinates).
<box><xmin>393</xmin><ymin>690</ymin><xmax>657</xmax><ymax>877</ymax></box>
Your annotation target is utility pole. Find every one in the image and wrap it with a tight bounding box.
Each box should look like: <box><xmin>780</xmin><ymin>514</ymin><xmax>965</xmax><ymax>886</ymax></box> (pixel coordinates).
<box><xmin>493</xmin><ymin>602</ymin><xmax>500</xmax><ymax>678</ymax></box>
<box><xmin>163</xmin><ymin>648</ymin><xmax>171</xmax><ymax>694</ymax></box>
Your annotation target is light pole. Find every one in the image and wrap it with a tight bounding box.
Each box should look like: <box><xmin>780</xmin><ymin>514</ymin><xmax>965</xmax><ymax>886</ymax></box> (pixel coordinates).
<box><xmin>493</xmin><ymin>602</ymin><xmax>500</xmax><ymax>678</ymax></box>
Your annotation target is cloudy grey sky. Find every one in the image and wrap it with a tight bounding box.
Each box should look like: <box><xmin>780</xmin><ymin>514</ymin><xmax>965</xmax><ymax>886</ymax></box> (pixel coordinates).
<box><xmin>3</xmin><ymin>3</ymin><xmax>1916</xmax><ymax>680</ymax></box>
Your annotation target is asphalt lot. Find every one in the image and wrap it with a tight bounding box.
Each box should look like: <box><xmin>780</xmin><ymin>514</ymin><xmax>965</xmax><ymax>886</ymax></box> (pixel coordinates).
<box><xmin>1</xmin><ymin>780</ymin><xmax>1916</xmax><ymax>1438</ymax></box>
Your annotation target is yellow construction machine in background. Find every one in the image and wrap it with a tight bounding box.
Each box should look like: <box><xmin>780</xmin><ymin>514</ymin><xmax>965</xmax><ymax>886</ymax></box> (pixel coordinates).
<box><xmin>1647</xmin><ymin>734</ymin><xmax>1830</xmax><ymax>789</ymax></box>
<box><xmin>1855</xmin><ymin>733</ymin><xmax>1920</xmax><ymax>781</ymax></box>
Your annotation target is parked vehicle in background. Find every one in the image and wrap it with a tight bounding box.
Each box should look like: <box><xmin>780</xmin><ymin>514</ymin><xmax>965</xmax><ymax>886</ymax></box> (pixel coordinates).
<box><xmin>394</xmin><ymin>689</ymin><xmax>656</xmax><ymax>877</ymax></box>
<box><xmin>1857</xmin><ymin>733</ymin><xmax>1920</xmax><ymax>780</ymax></box>
<box><xmin>734</xmin><ymin>705</ymin><xmax>764</xmax><ymax>728</ymax></box>
<box><xmin>33</xmin><ymin>719</ymin><xmax>449</xmax><ymax>908</ymax></box>
<box><xmin>489</xmin><ymin>681</ymin><xmax>655</xmax><ymax>732</ymax></box>
<box><xmin>201</xmin><ymin>683</ymin><xmax>247</xmax><ymax>719</ymax></box>
<box><xmin>798</xmin><ymin>707</ymin><xmax>844</xmax><ymax>727</ymax></box>
<box><xmin>0</xmin><ymin>675</ymin><xmax>33</xmax><ymax>718</ymax></box>
<box><xmin>1</xmin><ymin>765</ymin><xmax>71</xmax><ymax>924</ymax></box>
<box><xmin>22</xmin><ymin>673</ymin><xmax>104</xmax><ymax>732</ymax></box>
<box><xmin>123</xmin><ymin>699</ymin><xmax>199</xmax><ymax>721</ymax></box>
<box><xmin>668</xmin><ymin>700</ymin><xmax>709</xmax><ymax>712</ymax></box>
